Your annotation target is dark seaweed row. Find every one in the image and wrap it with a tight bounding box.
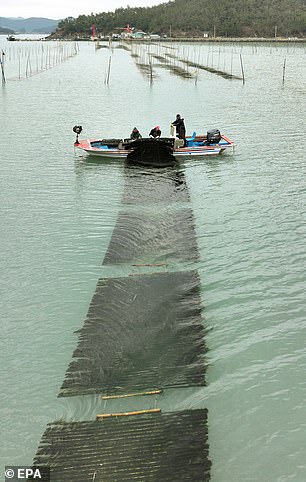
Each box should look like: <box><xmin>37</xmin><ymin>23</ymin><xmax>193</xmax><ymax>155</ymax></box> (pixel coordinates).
<box><xmin>34</xmin><ymin>409</ymin><xmax>211</xmax><ymax>481</ymax></box>
<box><xmin>60</xmin><ymin>271</ymin><xmax>207</xmax><ymax>397</ymax></box>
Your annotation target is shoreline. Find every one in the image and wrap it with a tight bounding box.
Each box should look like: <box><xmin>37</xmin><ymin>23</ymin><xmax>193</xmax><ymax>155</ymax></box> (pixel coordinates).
<box><xmin>54</xmin><ymin>36</ymin><xmax>306</xmax><ymax>43</ymax></box>
<box><xmin>4</xmin><ymin>33</ymin><xmax>306</xmax><ymax>43</ymax></box>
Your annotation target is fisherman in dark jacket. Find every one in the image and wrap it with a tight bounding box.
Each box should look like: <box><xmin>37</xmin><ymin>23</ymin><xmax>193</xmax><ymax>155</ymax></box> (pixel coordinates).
<box><xmin>171</xmin><ymin>114</ymin><xmax>186</xmax><ymax>146</ymax></box>
<box><xmin>149</xmin><ymin>126</ymin><xmax>161</xmax><ymax>138</ymax></box>
<box><xmin>130</xmin><ymin>127</ymin><xmax>142</xmax><ymax>140</ymax></box>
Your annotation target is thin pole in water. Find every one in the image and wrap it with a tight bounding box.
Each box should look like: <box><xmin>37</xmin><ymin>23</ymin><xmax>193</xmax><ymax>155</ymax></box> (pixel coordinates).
<box><xmin>149</xmin><ymin>55</ymin><xmax>153</xmax><ymax>83</ymax></box>
<box><xmin>195</xmin><ymin>67</ymin><xmax>199</xmax><ymax>85</ymax></box>
<box><xmin>240</xmin><ymin>53</ymin><xmax>245</xmax><ymax>84</ymax></box>
<box><xmin>282</xmin><ymin>58</ymin><xmax>286</xmax><ymax>84</ymax></box>
<box><xmin>106</xmin><ymin>55</ymin><xmax>112</xmax><ymax>84</ymax></box>
<box><xmin>25</xmin><ymin>54</ymin><xmax>30</xmax><ymax>77</ymax></box>
<box><xmin>0</xmin><ymin>50</ymin><xmax>6</xmax><ymax>83</ymax></box>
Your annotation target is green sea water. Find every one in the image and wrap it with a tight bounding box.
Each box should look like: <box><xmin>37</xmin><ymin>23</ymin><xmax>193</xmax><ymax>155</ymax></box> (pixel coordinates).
<box><xmin>0</xmin><ymin>36</ymin><xmax>306</xmax><ymax>481</ymax></box>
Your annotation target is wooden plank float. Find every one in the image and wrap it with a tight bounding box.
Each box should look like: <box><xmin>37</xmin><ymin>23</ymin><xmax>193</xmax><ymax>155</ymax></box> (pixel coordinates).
<box><xmin>131</xmin><ymin>263</ymin><xmax>168</xmax><ymax>267</ymax></box>
<box><xmin>101</xmin><ymin>389</ymin><xmax>162</xmax><ymax>400</ymax></box>
<box><xmin>96</xmin><ymin>408</ymin><xmax>161</xmax><ymax>419</ymax></box>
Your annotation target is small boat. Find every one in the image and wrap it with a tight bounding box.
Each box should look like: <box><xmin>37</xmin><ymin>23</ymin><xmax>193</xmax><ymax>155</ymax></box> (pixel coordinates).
<box><xmin>73</xmin><ymin>127</ymin><xmax>234</xmax><ymax>161</ymax></box>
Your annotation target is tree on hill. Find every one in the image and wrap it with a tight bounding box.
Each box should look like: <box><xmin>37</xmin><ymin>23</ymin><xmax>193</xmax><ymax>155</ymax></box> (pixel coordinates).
<box><xmin>55</xmin><ymin>0</ymin><xmax>306</xmax><ymax>38</ymax></box>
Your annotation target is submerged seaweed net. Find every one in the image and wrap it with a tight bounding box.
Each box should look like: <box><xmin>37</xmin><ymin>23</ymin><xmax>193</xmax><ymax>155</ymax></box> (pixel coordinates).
<box><xmin>59</xmin><ymin>164</ymin><xmax>207</xmax><ymax>398</ymax></box>
<box><xmin>163</xmin><ymin>52</ymin><xmax>242</xmax><ymax>80</ymax></box>
<box><xmin>155</xmin><ymin>61</ymin><xmax>194</xmax><ymax>78</ymax></box>
<box><xmin>179</xmin><ymin>57</ymin><xmax>242</xmax><ymax>80</ymax></box>
<box><xmin>60</xmin><ymin>270</ymin><xmax>207</xmax><ymax>397</ymax></box>
<box><xmin>34</xmin><ymin>409</ymin><xmax>211</xmax><ymax>481</ymax></box>
<box><xmin>102</xmin><ymin>207</ymin><xmax>199</xmax><ymax>265</ymax></box>
<box><xmin>103</xmin><ymin>166</ymin><xmax>196</xmax><ymax>264</ymax></box>
<box><xmin>34</xmin><ymin>162</ymin><xmax>211</xmax><ymax>479</ymax></box>
<box><xmin>122</xmin><ymin>165</ymin><xmax>190</xmax><ymax>205</ymax></box>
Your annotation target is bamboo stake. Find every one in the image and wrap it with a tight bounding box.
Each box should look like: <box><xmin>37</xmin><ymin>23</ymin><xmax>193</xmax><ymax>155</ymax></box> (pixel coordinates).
<box><xmin>131</xmin><ymin>263</ymin><xmax>167</xmax><ymax>267</ymax></box>
<box><xmin>0</xmin><ymin>50</ymin><xmax>6</xmax><ymax>83</ymax></box>
<box><xmin>282</xmin><ymin>58</ymin><xmax>286</xmax><ymax>84</ymax></box>
<box><xmin>28</xmin><ymin>56</ymin><xmax>32</xmax><ymax>76</ymax></box>
<box><xmin>240</xmin><ymin>53</ymin><xmax>245</xmax><ymax>84</ymax></box>
<box><xmin>195</xmin><ymin>66</ymin><xmax>199</xmax><ymax>85</ymax></box>
<box><xmin>96</xmin><ymin>408</ymin><xmax>161</xmax><ymax>419</ymax></box>
<box><xmin>41</xmin><ymin>45</ymin><xmax>44</xmax><ymax>71</ymax></box>
<box><xmin>25</xmin><ymin>55</ymin><xmax>30</xmax><ymax>77</ymax></box>
<box><xmin>101</xmin><ymin>390</ymin><xmax>162</xmax><ymax>400</ymax></box>
<box><xmin>106</xmin><ymin>55</ymin><xmax>112</xmax><ymax>84</ymax></box>
<box><xmin>148</xmin><ymin>52</ymin><xmax>153</xmax><ymax>83</ymax></box>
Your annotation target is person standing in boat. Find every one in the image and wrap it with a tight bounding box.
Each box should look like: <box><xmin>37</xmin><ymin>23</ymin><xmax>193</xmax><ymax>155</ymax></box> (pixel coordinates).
<box><xmin>130</xmin><ymin>127</ymin><xmax>142</xmax><ymax>140</ymax></box>
<box><xmin>171</xmin><ymin>114</ymin><xmax>186</xmax><ymax>146</ymax></box>
<box><xmin>149</xmin><ymin>126</ymin><xmax>161</xmax><ymax>138</ymax></box>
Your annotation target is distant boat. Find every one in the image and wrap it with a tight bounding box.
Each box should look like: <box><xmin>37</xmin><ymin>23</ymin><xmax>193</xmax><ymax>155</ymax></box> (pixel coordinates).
<box><xmin>7</xmin><ymin>35</ymin><xmax>16</xmax><ymax>41</ymax></box>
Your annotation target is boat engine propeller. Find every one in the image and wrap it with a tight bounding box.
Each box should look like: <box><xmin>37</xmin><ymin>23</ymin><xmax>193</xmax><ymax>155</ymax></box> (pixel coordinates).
<box><xmin>73</xmin><ymin>125</ymin><xmax>83</xmax><ymax>144</ymax></box>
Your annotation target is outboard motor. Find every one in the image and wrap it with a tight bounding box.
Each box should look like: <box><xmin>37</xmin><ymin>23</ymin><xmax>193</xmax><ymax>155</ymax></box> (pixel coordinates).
<box><xmin>207</xmin><ymin>129</ymin><xmax>221</xmax><ymax>144</ymax></box>
<box><xmin>73</xmin><ymin>125</ymin><xmax>82</xmax><ymax>144</ymax></box>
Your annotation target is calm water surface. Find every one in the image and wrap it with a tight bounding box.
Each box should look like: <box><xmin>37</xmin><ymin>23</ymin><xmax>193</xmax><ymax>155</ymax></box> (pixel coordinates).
<box><xmin>1</xmin><ymin>36</ymin><xmax>306</xmax><ymax>481</ymax></box>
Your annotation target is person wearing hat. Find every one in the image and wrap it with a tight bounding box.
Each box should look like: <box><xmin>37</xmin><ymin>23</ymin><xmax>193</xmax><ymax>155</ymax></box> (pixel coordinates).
<box><xmin>149</xmin><ymin>126</ymin><xmax>161</xmax><ymax>138</ymax></box>
<box><xmin>130</xmin><ymin>127</ymin><xmax>142</xmax><ymax>140</ymax></box>
<box><xmin>171</xmin><ymin>114</ymin><xmax>186</xmax><ymax>146</ymax></box>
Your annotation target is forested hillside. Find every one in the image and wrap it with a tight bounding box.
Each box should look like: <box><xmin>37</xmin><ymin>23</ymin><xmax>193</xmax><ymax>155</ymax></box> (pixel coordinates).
<box><xmin>56</xmin><ymin>0</ymin><xmax>306</xmax><ymax>38</ymax></box>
